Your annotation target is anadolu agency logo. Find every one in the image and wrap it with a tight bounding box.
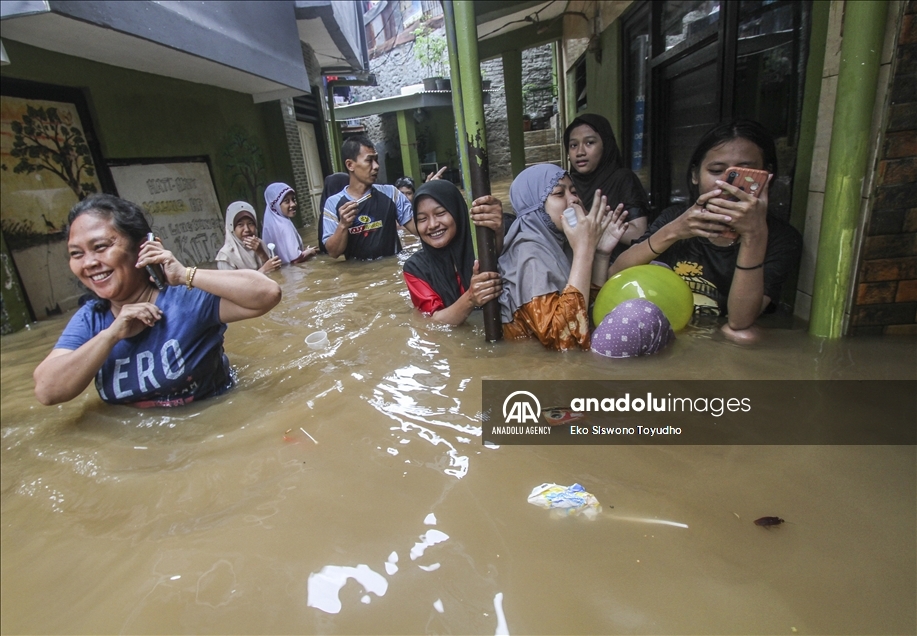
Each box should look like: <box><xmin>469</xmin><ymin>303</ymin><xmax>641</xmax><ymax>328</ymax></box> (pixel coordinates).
<box><xmin>502</xmin><ymin>390</ymin><xmax>541</xmax><ymax>424</ymax></box>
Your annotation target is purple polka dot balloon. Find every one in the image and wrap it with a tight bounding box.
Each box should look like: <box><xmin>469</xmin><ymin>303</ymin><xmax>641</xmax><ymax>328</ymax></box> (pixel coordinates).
<box><xmin>591</xmin><ymin>299</ymin><xmax>675</xmax><ymax>358</ymax></box>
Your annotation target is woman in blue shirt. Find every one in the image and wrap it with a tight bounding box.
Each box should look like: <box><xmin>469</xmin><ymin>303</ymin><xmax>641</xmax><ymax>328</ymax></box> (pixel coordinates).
<box><xmin>34</xmin><ymin>194</ymin><xmax>282</xmax><ymax>407</ymax></box>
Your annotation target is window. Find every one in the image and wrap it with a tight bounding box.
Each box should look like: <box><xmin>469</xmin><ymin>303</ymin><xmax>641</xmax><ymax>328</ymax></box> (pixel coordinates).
<box><xmin>621</xmin><ymin>0</ymin><xmax>811</xmax><ymax>215</ymax></box>
<box><xmin>573</xmin><ymin>54</ymin><xmax>587</xmax><ymax>113</ymax></box>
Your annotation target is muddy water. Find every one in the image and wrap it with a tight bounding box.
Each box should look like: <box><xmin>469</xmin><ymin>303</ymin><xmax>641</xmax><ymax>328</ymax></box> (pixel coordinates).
<box><xmin>1</xmin><ymin>233</ymin><xmax>915</xmax><ymax>635</ymax></box>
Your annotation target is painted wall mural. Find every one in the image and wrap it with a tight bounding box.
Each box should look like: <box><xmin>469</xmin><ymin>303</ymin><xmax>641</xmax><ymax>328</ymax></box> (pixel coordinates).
<box><xmin>0</xmin><ymin>94</ymin><xmax>104</xmax><ymax>319</ymax></box>
<box><xmin>221</xmin><ymin>125</ymin><xmax>267</xmax><ymax>209</ymax></box>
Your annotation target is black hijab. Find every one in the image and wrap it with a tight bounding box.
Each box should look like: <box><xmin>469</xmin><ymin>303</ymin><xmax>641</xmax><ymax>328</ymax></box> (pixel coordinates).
<box><xmin>318</xmin><ymin>172</ymin><xmax>350</xmax><ymax>253</ymax></box>
<box><xmin>564</xmin><ymin>114</ymin><xmax>649</xmax><ymax>217</ymax></box>
<box><xmin>403</xmin><ymin>180</ymin><xmax>475</xmax><ymax>308</ymax></box>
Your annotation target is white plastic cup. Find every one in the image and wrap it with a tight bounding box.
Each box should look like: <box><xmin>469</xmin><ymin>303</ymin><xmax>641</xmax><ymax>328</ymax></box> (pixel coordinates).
<box><xmin>305</xmin><ymin>330</ymin><xmax>329</xmax><ymax>350</ymax></box>
<box><xmin>562</xmin><ymin>207</ymin><xmax>577</xmax><ymax>228</ymax></box>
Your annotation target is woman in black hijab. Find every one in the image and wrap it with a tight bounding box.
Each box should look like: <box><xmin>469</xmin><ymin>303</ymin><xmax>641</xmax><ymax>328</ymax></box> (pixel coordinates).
<box><xmin>402</xmin><ymin>180</ymin><xmax>504</xmax><ymax>325</ymax></box>
<box><xmin>564</xmin><ymin>113</ymin><xmax>649</xmax><ymax>245</ymax></box>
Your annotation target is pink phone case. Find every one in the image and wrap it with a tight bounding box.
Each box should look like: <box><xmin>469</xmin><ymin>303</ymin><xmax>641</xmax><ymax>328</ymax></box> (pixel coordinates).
<box><xmin>719</xmin><ymin>167</ymin><xmax>770</xmax><ymax>239</ymax></box>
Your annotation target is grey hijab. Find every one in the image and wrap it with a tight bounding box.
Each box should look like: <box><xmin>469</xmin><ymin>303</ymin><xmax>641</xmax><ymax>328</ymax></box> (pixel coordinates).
<box><xmin>498</xmin><ymin>164</ymin><xmax>573</xmax><ymax>323</ymax></box>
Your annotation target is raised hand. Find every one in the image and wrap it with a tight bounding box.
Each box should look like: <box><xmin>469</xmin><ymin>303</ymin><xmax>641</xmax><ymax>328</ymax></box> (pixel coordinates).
<box><xmin>136</xmin><ymin>237</ymin><xmax>185</xmax><ymax>286</ymax></box>
<box><xmin>596</xmin><ymin>204</ymin><xmax>629</xmax><ymax>255</ymax></box>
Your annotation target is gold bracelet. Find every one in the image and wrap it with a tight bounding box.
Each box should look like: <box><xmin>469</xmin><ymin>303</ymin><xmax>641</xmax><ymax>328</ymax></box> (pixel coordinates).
<box><xmin>186</xmin><ymin>266</ymin><xmax>198</xmax><ymax>289</ymax></box>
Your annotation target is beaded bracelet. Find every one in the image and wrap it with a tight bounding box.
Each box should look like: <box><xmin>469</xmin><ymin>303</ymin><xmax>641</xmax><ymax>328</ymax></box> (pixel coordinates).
<box><xmin>185</xmin><ymin>266</ymin><xmax>198</xmax><ymax>289</ymax></box>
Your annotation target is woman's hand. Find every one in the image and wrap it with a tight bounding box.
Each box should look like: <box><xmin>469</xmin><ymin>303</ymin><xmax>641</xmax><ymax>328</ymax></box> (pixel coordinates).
<box><xmin>471</xmin><ymin>195</ymin><xmax>505</xmax><ymax>252</ymax></box>
<box><xmin>108</xmin><ymin>302</ymin><xmax>162</xmax><ymax>340</ymax></box>
<box><xmin>470</xmin><ymin>195</ymin><xmax>503</xmax><ymax>231</ymax></box>
<box><xmin>258</xmin><ymin>256</ymin><xmax>282</xmax><ymax>274</ymax></box>
<box><xmin>706</xmin><ymin>175</ymin><xmax>771</xmax><ymax>240</ymax></box>
<box><xmin>467</xmin><ymin>260</ymin><xmax>502</xmax><ymax>307</ymax></box>
<box><xmin>426</xmin><ymin>166</ymin><xmax>448</xmax><ymax>182</ymax></box>
<box><xmin>243</xmin><ymin>236</ymin><xmax>264</xmax><ymax>252</ymax></box>
<box><xmin>595</xmin><ymin>204</ymin><xmax>629</xmax><ymax>255</ymax></box>
<box><xmin>137</xmin><ymin>238</ymin><xmax>185</xmax><ymax>286</ymax></box>
<box><xmin>563</xmin><ymin>191</ymin><xmax>612</xmax><ymax>255</ymax></box>
<box><xmin>668</xmin><ymin>188</ymin><xmax>734</xmax><ymax>240</ymax></box>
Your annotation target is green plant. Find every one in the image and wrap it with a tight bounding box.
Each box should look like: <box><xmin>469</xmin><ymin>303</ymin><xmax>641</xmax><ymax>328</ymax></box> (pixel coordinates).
<box><xmin>413</xmin><ymin>27</ymin><xmax>447</xmax><ymax>78</ymax></box>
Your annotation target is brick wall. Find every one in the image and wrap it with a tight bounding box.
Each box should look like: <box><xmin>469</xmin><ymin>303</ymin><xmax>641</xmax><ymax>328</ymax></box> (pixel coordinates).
<box><xmin>280</xmin><ymin>98</ymin><xmax>315</xmax><ymax>225</ymax></box>
<box><xmin>850</xmin><ymin>1</ymin><xmax>917</xmax><ymax>335</ymax></box>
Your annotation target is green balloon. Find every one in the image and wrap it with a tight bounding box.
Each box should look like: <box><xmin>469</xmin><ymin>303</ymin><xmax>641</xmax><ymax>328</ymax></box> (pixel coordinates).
<box><xmin>594</xmin><ymin>265</ymin><xmax>694</xmax><ymax>331</ymax></box>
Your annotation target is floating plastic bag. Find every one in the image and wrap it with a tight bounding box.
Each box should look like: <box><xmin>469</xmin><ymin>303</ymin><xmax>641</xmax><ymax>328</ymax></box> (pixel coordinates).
<box><xmin>527</xmin><ymin>483</ymin><xmax>602</xmax><ymax>519</ymax></box>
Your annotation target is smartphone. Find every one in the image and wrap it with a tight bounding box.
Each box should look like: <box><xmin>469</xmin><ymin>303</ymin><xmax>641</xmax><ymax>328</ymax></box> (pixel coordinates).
<box><xmin>145</xmin><ymin>233</ymin><xmax>166</xmax><ymax>290</ymax></box>
<box><xmin>718</xmin><ymin>167</ymin><xmax>770</xmax><ymax>240</ymax></box>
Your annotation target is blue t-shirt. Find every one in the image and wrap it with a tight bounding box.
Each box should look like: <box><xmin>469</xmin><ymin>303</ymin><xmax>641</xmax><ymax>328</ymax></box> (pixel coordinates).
<box><xmin>55</xmin><ymin>286</ymin><xmax>232</xmax><ymax>407</ymax></box>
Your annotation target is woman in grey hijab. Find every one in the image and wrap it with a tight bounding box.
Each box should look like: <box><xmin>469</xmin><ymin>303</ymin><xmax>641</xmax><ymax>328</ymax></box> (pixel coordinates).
<box><xmin>498</xmin><ymin>164</ymin><xmax>628</xmax><ymax>350</ymax></box>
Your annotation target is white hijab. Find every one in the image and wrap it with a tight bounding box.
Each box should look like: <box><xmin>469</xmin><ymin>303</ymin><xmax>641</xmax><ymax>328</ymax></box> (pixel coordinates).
<box><xmin>262</xmin><ymin>182</ymin><xmax>303</xmax><ymax>264</ymax></box>
<box><xmin>215</xmin><ymin>201</ymin><xmax>261</xmax><ymax>270</ymax></box>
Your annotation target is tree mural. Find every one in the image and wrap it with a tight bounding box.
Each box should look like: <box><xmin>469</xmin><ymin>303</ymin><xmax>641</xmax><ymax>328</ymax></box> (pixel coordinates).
<box><xmin>221</xmin><ymin>126</ymin><xmax>266</xmax><ymax>206</ymax></box>
<box><xmin>8</xmin><ymin>105</ymin><xmax>98</xmax><ymax>201</ymax></box>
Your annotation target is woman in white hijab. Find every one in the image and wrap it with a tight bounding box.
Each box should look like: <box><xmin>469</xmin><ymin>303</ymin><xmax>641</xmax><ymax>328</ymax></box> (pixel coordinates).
<box><xmin>261</xmin><ymin>182</ymin><xmax>318</xmax><ymax>264</ymax></box>
<box><xmin>215</xmin><ymin>201</ymin><xmax>281</xmax><ymax>273</ymax></box>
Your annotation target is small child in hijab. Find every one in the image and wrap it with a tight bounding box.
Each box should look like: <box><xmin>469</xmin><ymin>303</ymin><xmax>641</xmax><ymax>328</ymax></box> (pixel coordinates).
<box><xmin>262</xmin><ymin>182</ymin><xmax>318</xmax><ymax>265</ymax></box>
<box><xmin>215</xmin><ymin>201</ymin><xmax>281</xmax><ymax>273</ymax></box>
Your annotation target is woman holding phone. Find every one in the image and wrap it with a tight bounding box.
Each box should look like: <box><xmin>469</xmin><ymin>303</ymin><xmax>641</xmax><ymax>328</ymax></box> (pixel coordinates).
<box><xmin>34</xmin><ymin>194</ymin><xmax>282</xmax><ymax>407</ymax></box>
<box><xmin>611</xmin><ymin>120</ymin><xmax>801</xmax><ymax>343</ymax></box>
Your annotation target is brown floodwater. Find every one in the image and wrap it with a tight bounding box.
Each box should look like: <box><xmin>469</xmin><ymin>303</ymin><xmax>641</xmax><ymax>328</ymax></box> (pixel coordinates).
<box><xmin>1</xmin><ymin>232</ymin><xmax>915</xmax><ymax>635</ymax></box>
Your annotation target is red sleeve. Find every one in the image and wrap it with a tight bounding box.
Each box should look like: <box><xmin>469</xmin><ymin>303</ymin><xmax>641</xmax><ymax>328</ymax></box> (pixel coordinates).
<box><xmin>404</xmin><ymin>272</ymin><xmax>446</xmax><ymax>315</ymax></box>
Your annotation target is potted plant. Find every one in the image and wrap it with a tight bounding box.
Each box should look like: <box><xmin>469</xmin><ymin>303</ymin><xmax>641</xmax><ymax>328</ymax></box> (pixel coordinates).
<box><xmin>413</xmin><ymin>27</ymin><xmax>448</xmax><ymax>90</ymax></box>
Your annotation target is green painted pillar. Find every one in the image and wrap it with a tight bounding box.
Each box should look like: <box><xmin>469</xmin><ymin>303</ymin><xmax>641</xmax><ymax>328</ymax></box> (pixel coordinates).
<box><xmin>450</xmin><ymin>0</ymin><xmax>502</xmax><ymax>342</ymax></box>
<box><xmin>396</xmin><ymin>109</ymin><xmax>421</xmax><ymax>182</ymax></box>
<box><xmin>443</xmin><ymin>0</ymin><xmax>472</xmax><ymax>196</ymax></box>
<box><xmin>809</xmin><ymin>0</ymin><xmax>889</xmax><ymax>338</ymax></box>
<box><xmin>502</xmin><ymin>49</ymin><xmax>526</xmax><ymax>177</ymax></box>
<box><xmin>326</xmin><ymin>84</ymin><xmax>344</xmax><ymax>173</ymax></box>
<box><xmin>0</xmin><ymin>231</ymin><xmax>31</xmax><ymax>334</ymax></box>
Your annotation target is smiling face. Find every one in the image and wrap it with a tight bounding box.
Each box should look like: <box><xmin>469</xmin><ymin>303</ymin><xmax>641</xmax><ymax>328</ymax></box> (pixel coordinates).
<box><xmin>692</xmin><ymin>137</ymin><xmax>765</xmax><ymax>195</ymax></box>
<box><xmin>347</xmin><ymin>145</ymin><xmax>380</xmax><ymax>187</ymax></box>
<box><xmin>543</xmin><ymin>176</ymin><xmax>582</xmax><ymax>226</ymax></box>
<box><xmin>567</xmin><ymin>124</ymin><xmax>604</xmax><ymax>175</ymax></box>
<box><xmin>68</xmin><ymin>212</ymin><xmax>148</xmax><ymax>303</ymax></box>
<box><xmin>233</xmin><ymin>214</ymin><xmax>258</xmax><ymax>241</ymax></box>
<box><xmin>279</xmin><ymin>192</ymin><xmax>297</xmax><ymax>218</ymax></box>
<box><xmin>415</xmin><ymin>196</ymin><xmax>457</xmax><ymax>249</ymax></box>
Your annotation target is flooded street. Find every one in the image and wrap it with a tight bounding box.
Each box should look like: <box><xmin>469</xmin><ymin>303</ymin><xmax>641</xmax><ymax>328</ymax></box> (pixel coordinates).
<box><xmin>1</xmin><ymin>233</ymin><xmax>915</xmax><ymax>634</ymax></box>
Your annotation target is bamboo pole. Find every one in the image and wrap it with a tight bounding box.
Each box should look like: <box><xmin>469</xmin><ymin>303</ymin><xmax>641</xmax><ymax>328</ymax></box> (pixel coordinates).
<box><xmin>447</xmin><ymin>0</ymin><xmax>502</xmax><ymax>342</ymax></box>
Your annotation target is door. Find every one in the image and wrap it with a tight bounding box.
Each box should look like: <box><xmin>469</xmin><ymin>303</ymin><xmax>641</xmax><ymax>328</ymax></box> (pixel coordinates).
<box><xmin>297</xmin><ymin>121</ymin><xmax>326</xmax><ymax>223</ymax></box>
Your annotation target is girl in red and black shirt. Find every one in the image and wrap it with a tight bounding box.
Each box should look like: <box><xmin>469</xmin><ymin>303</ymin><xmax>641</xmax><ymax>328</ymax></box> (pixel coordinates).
<box><xmin>402</xmin><ymin>180</ymin><xmax>504</xmax><ymax>326</ymax></box>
